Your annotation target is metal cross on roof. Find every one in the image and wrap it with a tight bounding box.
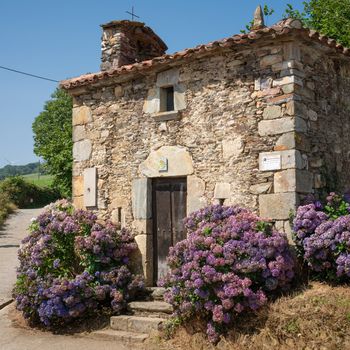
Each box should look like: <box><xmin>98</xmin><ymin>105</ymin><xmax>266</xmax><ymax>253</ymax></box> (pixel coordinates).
<box><xmin>126</xmin><ymin>6</ymin><xmax>140</xmax><ymax>21</ymax></box>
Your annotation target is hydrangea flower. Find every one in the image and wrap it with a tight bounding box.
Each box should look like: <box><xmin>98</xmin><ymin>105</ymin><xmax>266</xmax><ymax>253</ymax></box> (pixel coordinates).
<box><xmin>293</xmin><ymin>192</ymin><xmax>350</xmax><ymax>282</ymax></box>
<box><xmin>13</xmin><ymin>199</ymin><xmax>144</xmax><ymax>327</ymax></box>
<box><xmin>160</xmin><ymin>205</ymin><xmax>295</xmax><ymax>343</ymax></box>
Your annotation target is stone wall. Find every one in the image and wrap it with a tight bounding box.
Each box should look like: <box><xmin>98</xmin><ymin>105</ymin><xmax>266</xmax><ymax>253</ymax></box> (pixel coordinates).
<box><xmin>297</xmin><ymin>43</ymin><xmax>350</xmax><ymax>196</ymax></box>
<box><xmin>70</xmin><ymin>36</ymin><xmax>349</xmax><ymax>284</ymax></box>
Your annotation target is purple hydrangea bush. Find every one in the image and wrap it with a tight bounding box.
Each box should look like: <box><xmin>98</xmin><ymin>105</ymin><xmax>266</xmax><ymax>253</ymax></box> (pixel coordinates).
<box><xmin>13</xmin><ymin>200</ymin><xmax>143</xmax><ymax>327</ymax></box>
<box><xmin>160</xmin><ymin>205</ymin><xmax>295</xmax><ymax>343</ymax></box>
<box><xmin>293</xmin><ymin>192</ymin><xmax>350</xmax><ymax>281</ymax></box>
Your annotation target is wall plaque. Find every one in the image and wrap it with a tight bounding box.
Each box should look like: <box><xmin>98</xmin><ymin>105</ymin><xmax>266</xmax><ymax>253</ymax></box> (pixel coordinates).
<box><xmin>260</xmin><ymin>154</ymin><xmax>281</xmax><ymax>171</ymax></box>
<box><xmin>159</xmin><ymin>157</ymin><xmax>168</xmax><ymax>172</ymax></box>
<box><xmin>84</xmin><ymin>167</ymin><xmax>97</xmax><ymax>207</ymax></box>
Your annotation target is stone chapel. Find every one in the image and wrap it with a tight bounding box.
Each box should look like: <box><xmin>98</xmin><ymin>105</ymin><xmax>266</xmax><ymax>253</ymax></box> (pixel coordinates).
<box><xmin>61</xmin><ymin>8</ymin><xmax>350</xmax><ymax>286</ymax></box>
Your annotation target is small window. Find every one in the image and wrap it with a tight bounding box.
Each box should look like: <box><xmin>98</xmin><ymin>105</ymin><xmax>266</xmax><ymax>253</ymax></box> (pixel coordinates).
<box><xmin>160</xmin><ymin>86</ymin><xmax>174</xmax><ymax>112</ymax></box>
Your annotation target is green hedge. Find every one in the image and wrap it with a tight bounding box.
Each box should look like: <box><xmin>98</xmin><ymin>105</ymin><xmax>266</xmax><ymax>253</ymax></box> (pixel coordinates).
<box><xmin>0</xmin><ymin>176</ymin><xmax>60</xmax><ymax>209</ymax></box>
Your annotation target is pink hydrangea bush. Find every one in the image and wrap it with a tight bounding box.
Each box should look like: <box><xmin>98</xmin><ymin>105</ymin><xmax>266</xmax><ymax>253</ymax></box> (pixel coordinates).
<box><xmin>13</xmin><ymin>200</ymin><xmax>144</xmax><ymax>327</ymax></box>
<box><xmin>160</xmin><ymin>205</ymin><xmax>295</xmax><ymax>343</ymax></box>
<box><xmin>293</xmin><ymin>192</ymin><xmax>350</xmax><ymax>281</ymax></box>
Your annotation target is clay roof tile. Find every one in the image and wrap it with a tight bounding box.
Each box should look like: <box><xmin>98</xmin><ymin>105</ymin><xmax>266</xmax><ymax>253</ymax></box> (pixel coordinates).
<box><xmin>60</xmin><ymin>19</ymin><xmax>350</xmax><ymax>90</ymax></box>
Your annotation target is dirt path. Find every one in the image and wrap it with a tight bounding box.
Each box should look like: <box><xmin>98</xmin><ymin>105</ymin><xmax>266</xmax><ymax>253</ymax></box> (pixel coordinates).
<box><xmin>0</xmin><ymin>208</ymin><xmax>43</xmax><ymax>307</ymax></box>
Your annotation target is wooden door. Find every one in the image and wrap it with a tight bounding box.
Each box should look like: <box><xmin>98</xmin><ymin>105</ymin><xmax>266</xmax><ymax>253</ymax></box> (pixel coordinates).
<box><xmin>152</xmin><ymin>178</ymin><xmax>187</xmax><ymax>284</ymax></box>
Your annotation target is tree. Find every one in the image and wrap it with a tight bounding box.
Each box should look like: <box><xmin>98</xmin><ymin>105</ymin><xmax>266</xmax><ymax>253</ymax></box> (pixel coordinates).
<box><xmin>32</xmin><ymin>88</ymin><xmax>73</xmax><ymax>197</ymax></box>
<box><xmin>284</xmin><ymin>0</ymin><xmax>350</xmax><ymax>47</ymax></box>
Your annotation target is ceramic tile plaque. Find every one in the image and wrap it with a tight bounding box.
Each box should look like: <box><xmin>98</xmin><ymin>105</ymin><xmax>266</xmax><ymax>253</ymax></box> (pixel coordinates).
<box><xmin>260</xmin><ymin>154</ymin><xmax>281</xmax><ymax>171</ymax></box>
<box><xmin>159</xmin><ymin>157</ymin><xmax>168</xmax><ymax>172</ymax></box>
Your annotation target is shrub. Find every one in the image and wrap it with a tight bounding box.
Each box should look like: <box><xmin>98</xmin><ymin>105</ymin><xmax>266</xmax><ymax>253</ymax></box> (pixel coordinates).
<box><xmin>13</xmin><ymin>200</ymin><xmax>143</xmax><ymax>327</ymax></box>
<box><xmin>160</xmin><ymin>205</ymin><xmax>295</xmax><ymax>343</ymax></box>
<box><xmin>0</xmin><ymin>176</ymin><xmax>60</xmax><ymax>208</ymax></box>
<box><xmin>293</xmin><ymin>192</ymin><xmax>350</xmax><ymax>281</ymax></box>
<box><xmin>0</xmin><ymin>191</ymin><xmax>16</xmax><ymax>226</ymax></box>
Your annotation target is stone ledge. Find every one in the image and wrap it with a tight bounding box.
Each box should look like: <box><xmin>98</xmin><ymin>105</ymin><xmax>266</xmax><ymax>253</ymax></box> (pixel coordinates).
<box><xmin>151</xmin><ymin>111</ymin><xmax>180</xmax><ymax>122</ymax></box>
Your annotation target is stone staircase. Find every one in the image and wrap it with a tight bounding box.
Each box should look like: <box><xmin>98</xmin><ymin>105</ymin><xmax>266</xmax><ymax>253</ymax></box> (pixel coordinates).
<box><xmin>91</xmin><ymin>287</ymin><xmax>171</xmax><ymax>344</ymax></box>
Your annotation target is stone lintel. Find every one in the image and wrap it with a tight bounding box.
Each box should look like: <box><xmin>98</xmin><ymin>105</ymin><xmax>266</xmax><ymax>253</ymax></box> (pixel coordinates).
<box><xmin>139</xmin><ymin>146</ymin><xmax>194</xmax><ymax>178</ymax></box>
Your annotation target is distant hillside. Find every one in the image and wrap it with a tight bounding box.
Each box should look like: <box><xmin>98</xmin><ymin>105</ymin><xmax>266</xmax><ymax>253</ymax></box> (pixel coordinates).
<box><xmin>0</xmin><ymin>162</ymin><xmax>46</xmax><ymax>180</ymax></box>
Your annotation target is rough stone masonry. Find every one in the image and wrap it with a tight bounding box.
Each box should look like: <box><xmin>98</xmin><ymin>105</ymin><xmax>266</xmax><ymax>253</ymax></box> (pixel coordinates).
<box><xmin>61</xmin><ymin>10</ymin><xmax>350</xmax><ymax>285</ymax></box>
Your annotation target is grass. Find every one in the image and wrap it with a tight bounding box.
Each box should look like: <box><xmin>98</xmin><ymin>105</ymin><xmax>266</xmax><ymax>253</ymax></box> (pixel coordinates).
<box><xmin>22</xmin><ymin>173</ymin><xmax>53</xmax><ymax>187</ymax></box>
<box><xmin>148</xmin><ymin>282</ymin><xmax>350</xmax><ymax>350</ymax></box>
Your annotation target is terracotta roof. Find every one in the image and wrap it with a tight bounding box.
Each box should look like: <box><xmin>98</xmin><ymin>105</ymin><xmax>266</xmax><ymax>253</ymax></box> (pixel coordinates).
<box><xmin>60</xmin><ymin>18</ymin><xmax>350</xmax><ymax>90</ymax></box>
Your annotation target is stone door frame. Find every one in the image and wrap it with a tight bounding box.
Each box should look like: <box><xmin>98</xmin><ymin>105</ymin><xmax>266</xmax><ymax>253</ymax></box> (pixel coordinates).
<box><xmin>132</xmin><ymin>145</ymin><xmax>195</xmax><ymax>286</ymax></box>
<box><xmin>151</xmin><ymin>177</ymin><xmax>187</xmax><ymax>285</ymax></box>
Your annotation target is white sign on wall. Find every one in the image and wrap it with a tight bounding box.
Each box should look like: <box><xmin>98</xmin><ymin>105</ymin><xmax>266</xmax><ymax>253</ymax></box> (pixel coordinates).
<box><xmin>84</xmin><ymin>167</ymin><xmax>97</xmax><ymax>207</ymax></box>
<box><xmin>260</xmin><ymin>154</ymin><xmax>282</xmax><ymax>171</ymax></box>
<box><xmin>159</xmin><ymin>157</ymin><xmax>168</xmax><ymax>172</ymax></box>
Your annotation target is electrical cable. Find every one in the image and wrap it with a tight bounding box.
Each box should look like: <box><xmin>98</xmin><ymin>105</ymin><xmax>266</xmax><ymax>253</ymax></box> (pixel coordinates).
<box><xmin>0</xmin><ymin>65</ymin><xmax>59</xmax><ymax>83</ymax></box>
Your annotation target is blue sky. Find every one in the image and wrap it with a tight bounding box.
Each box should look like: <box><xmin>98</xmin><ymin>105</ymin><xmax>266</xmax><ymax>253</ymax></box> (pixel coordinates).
<box><xmin>0</xmin><ymin>0</ymin><xmax>304</xmax><ymax>168</ymax></box>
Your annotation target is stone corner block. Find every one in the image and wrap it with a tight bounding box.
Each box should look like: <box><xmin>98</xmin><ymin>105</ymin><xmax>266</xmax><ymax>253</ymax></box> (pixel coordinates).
<box><xmin>258</xmin><ymin>117</ymin><xmax>294</xmax><ymax>136</ymax></box>
<box><xmin>73</xmin><ymin>139</ymin><xmax>92</xmax><ymax>162</ymax></box>
<box><xmin>214</xmin><ymin>183</ymin><xmax>230</xmax><ymax>199</ymax></box>
<box><xmin>274</xmin><ymin>169</ymin><xmax>313</xmax><ymax>193</ymax></box>
<box><xmin>263</xmin><ymin>105</ymin><xmax>282</xmax><ymax>120</ymax></box>
<box><xmin>72</xmin><ymin>175</ymin><xmax>84</xmax><ymax>197</ymax></box>
<box><xmin>274</xmin><ymin>169</ymin><xmax>296</xmax><ymax>193</ymax></box>
<box><xmin>73</xmin><ymin>196</ymin><xmax>84</xmax><ymax>210</ymax></box>
<box><xmin>72</xmin><ymin>125</ymin><xmax>86</xmax><ymax>142</ymax></box>
<box><xmin>259</xmin><ymin>192</ymin><xmax>298</xmax><ymax>220</ymax></box>
<box><xmin>72</xmin><ymin>106</ymin><xmax>92</xmax><ymax>126</ymax></box>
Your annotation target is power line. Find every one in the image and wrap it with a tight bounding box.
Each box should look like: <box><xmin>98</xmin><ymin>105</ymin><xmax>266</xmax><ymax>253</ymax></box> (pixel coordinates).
<box><xmin>0</xmin><ymin>65</ymin><xmax>59</xmax><ymax>83</ymax></box>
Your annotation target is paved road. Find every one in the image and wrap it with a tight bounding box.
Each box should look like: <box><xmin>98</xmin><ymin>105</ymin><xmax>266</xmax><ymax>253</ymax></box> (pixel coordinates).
<box><xmin>0</xmin><ymin>304</ymin><xmax>129</xmax><ymax>350</ymax></box>
<box><xmin>0</xmin><ymin>208</ymin><xmax>43</xmax><ymax>306</ymax></box>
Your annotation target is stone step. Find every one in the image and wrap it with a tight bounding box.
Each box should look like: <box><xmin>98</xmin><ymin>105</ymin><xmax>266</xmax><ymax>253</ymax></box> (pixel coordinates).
<box><xmin>89</xmin><ymin>328</ymin><xmax>149</xmax><ymax>343</ymax></box>
<box><xmin>128</xmin><ymin>300</ymin><xmax>173</xmax><ymax>316</ymax></box>
<box><xmin>146</xmin><ymin>287</ymin><xmax>166</xmax><ymax>300</ymax></box>
<box><xmin>111</xmin><ymin>315</ymin><xmax>165</xmax><ymax>333</ymax></box>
